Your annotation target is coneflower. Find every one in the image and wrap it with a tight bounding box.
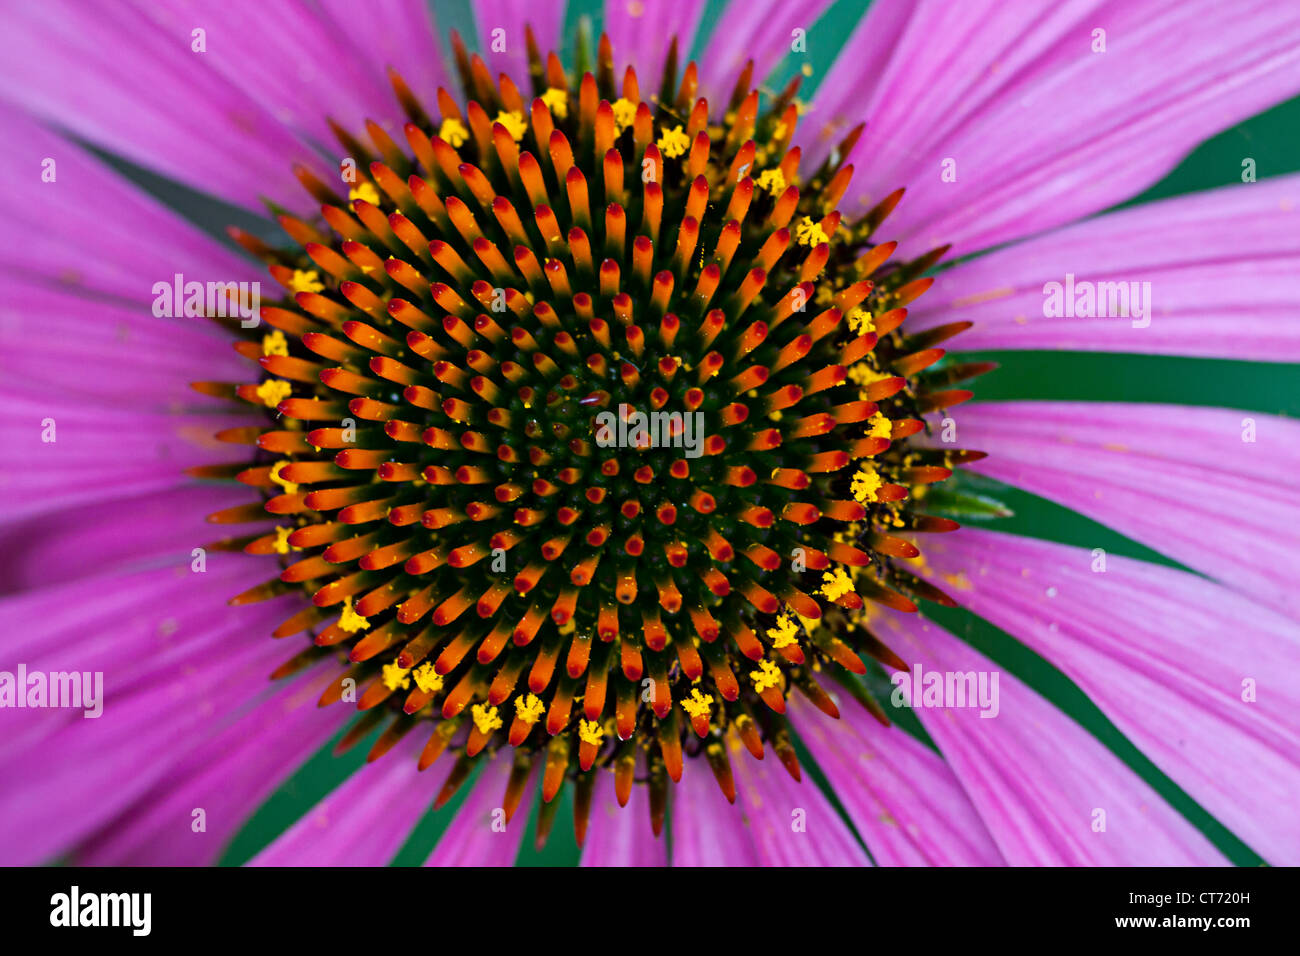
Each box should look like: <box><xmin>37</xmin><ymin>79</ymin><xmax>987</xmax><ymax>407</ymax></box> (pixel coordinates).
<box><xmin>5</xmin><ymin>0</ymin><xmax>1298</xmax><ymax>869</ymax></box>
<box><xmin>199</xmin><ymin>28</ymin><xmax>982</xmax><ymax>841</ymax></box>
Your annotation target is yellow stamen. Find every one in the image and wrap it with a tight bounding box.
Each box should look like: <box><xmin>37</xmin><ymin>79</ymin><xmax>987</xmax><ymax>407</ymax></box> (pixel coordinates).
<box><xmin>795</xmin><ymin>216</ymin><xmax>829</xmax><ymax>247</ymax></box>
<box><xmin>756</xmin><ymin>168</ymin><xmax>787</xmax><ymax>197</ymax></box>
<box><xmin>850</xmin><ymin>464</ymin><xmax>884</xmax><ymax>503</ymax></box>
<box><xmin>578</xmin><ymin>719</ymin><xmax>605</xmax><ymax>747</ymax></box>
<box><xmin>819</xmin><ymin>566</ymin><xmax>856</xmax><ymax>601</ymax></box>
<box><xmin>866</xmin><ymin>412</ymin><xmax>892</xmax><ymax>439</ymax></box>
<box><xmin>412</xmin><ymin>662</ymin><xmax>443</xmax><ymax>694</ymax></box>
<box><xmin>381</xmin><ymin>661</ymin><xmax>411</xmax><ymax>691</ymax></box>
<box><xmin>750</xmin><ymin>659</ymin><xmax>782</xmax><ymax>694</ymax></box>
<box><xmin>347</xmin><ymin>182</ymin><xmax>380</xmax><ymax>205</ymax></box>
<box><xmin>338</xmin><ymin>596</ymin><xmax>370</xmax><ymax>633</ymax></box>
<box><xmin>514</xmin><ymin>693</ymin><xmax>545</xmax><ymax>725</ymax></box>
<box><xmin>269</xmin><ymin>460</ymin><xmax>298</xmax><ymax>495</ymax></box>
<box><xmin>847</xmin><ymin>307</ymin><xmax>875</xmax><ymax>336</ymax></box>
<box><xmin>848</xmin><ymin>363</ymin><xmax>891</xmax><ymax>387</ymax></box>
<box><xmin>254</xmin><ymin>378</ymin><xmax>293</xmax><ymax>409</ymax></box>
<box><xmin>656</xmin><ymin>124</ymin><xmax>690</xmax><ymax>159</ymax></box>
<box><xmin>494</xmin><ymin>110</ymin><xmax>527</xmax><ymax>142</ymax></box>
<box><xmin>611</xmin><ymin>97</ymin><xmax>636</xmax><ymax>131</ymax></box>
<box><xmin>438</xmin><ymin>117</ymin><xmax>468</xmax><ymax>148</ymax></box>
<box><xmin>272</xmin><ymin>526</ymin><xmax>296</xmax><ymax>554</ymax></box>
<box><xmin>471</xmin><ymin>703</ymin><xmax>503</xmax><ymax>735</ymax></box>
<box><xmin>261</xmin><ymin>330</ymin><xmax>289</xmax><ymax>357</ymax></box>
<box><xmin>766</xmin><ymin>613</ymin><xmax>799</xmax><ymax>649</ymax></box>
<box><xmin>681</xmin><ymin>688</ymin><xmax>713</xmax><ymax>720</ymax></box>
<box><xmin>288</xmin><ymin>269</ymin><xmax>323</xmax><ymax>294</ymax></box>
<box><xmin>540</xmin><ymin>87</ymin><xmax>569</xmax><ymax>119</ymax></box>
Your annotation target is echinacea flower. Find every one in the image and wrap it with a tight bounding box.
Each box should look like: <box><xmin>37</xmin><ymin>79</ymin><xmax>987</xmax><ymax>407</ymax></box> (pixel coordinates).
<box><xmin>1</xmin><ymin>0</ymin><xmax>1298</xmax><ymax>868</ymax></box>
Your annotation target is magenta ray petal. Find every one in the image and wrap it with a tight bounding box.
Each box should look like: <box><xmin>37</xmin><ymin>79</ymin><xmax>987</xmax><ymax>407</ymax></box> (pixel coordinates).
<box><xmin>695</xmin><ymin>0</ymin><xmax>833</xmax><ymax>102</ymax></box>
<box><xmin>2</xmin><ymin>279</ymin><xmax>249</xmax><ymax>408</ymax></box>
<box><xmin>868</xmin><ymin>609</ymin><xmax>1228</xmax><ymax>865</ymax></box>
<box><xmin>77</xmin><ymin>664</ymin><xmax>347</xmax><ymax>865</ymax></box>
<box><xmin>137</xmin><ymin>0</ymin><xmax>446</xmax><ymax>151</ymax></box>
<box><xmin>669</xmin><ymin>761</ymin><xmax>760</xmax><ymax>865</ymax></box>
<box><xmin>250</xmin><ymin>734</ymin><xmax>430</xmax><ymax>867</ymax></box>
<box><xmin>602</xmin><ymin>0</ymin><xmax>705</xmax><ymax>84</ymax></box>
<box><xmin>473</xmin><ymin>0</ymin><xmax>566</xmax><ymax>91</ymax></box>
<box><xmin>0</xmin><ymin>485</ymin><xmax>252</xmax><ymax>596</ymax></box>
<box><xmin>0</xmin><ymin>388</ymin><xmax>261</xmax><ymax>523</ymax></box>
<box><xmin>0</xmin><ymin>560</ymin><xmax>292</xmax><ymax>766</ymax></box>
<box><xmin>905</xmin><ymin>175</ymin><xmax>1300</xmax><ymax>361</ymax></box>
<box><xmin>727</xmin><ymin>742</ymin><xmax>873</xmax><ymax>866</ymax></box>
<box><xmin>579</xmin><ymin>772</ymin><xmax>667</xmax><ymax>867</ymax></box>
<box><xmin>424</xmin><ymin>754</ymin><xmax>533</xmax><ymax>866</ymax></box>
<box><xmin>804</xmin><ymin>0</ymin><xmax>1300</xmax><ymax>257</ymax></box>
<box><xmin>944</xmin><ymin>401</ymin><xmax>1300</xmax><ymax>621</ymax></box>
<box><xmin>0</xmin><ymin>621</ymin><xmax>289</xmax><ymax>865</ymax></box>
<box><xmin>788</xmin><ymin>697</ymin><xmax>1005</xmax><ymax>865</ymax></box>
<box><xmin>0</xmin><ymin>1</ymin><xmax>323</xmax><ymax>211</ymax></box>
<box><xmin>0</xmin><ymin>102</ymin><xmax>262</xmax><ymax>303</ymax></box>
<box><xmin>318</xmin><ymin>0</ymin><xmax>450</xmax><ymax>107</ymax></box>
<box><xmin>913</xmin><ymin>529</ymin><xmax>1300</xmax><ymax>864</ymax></box>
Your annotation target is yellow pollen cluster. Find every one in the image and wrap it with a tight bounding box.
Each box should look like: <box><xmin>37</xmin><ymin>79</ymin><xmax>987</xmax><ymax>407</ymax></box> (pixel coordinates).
<box><xmin>756</xmin><ymin>168</ymin><xmax>786</xmax><ymax>197</ymax></box>
<box><xmin>751</xmin><ymin>659</ymin><xmax>782</xmax><ymax>693</ymax></box>
<box><xmin>269</xmin><ymin>460</ymin><xmax>297</xmax><ymax>494</ymax></box>
<box><xmin>611</xmin><ymin>97</ymin><xmax>636</xmax><ymax>131</ymax></box>
<box><xmin>261</xmin><ymin>330</ymin><xmax>288</xmax><ymax>356</ymax></box>
<box><xmin>255</xmin><ymin>378</ymin><xmax>292</xmax><ymax>408</ymax></box>
<box><xmin>847</xmin><ymin>307</ymin><xmax>875</xmax><ymax>335</ymax></box>
<box><xmin>656</xmin><ymin>124</ymin><xmax>689</xmax><ymax>158</ymax></box>
<box><xmin>412</xmin><ymin>662</ymin><xmax>443</xmax><ymax>694</ymax></box>
<box><xmin>495</xmin><ymin>110</ymin><xmax>527</xmax><ymax>141</ymax></box>
<box><xmin>681</xmin><ymin>689</ymin><xmax>713</xmax><ymax>719</ymax></box>
<box><xmin>578</xmin><ymin>719</ymin><xmax>605</xmax><ymax>746</ymax></box>
<box><xmin>795</xmin><ymin>215</ymin><xmax>828</xmax><ymax>246</ymax></box>
<box><xmin>540</xmin><ymin>87</ymin><xmax>568</xmax><ymax>118</ymax></box>
<box><xmin>472</xmin><ymin>704</ymin><xmax>503</xmax><ymax>734</ymax></box>
<box><xmin>866</xmin><ymin>412</ymin><xmax>892</xmax><ymax>439</ymax></box>
<box><xmin>438</xmin><ymin>117</ymin><xmax>468</xmax><ymax>147</ymax></box>
<box><xmin>819</xmin><ymin>567</ymin><xmax>855</xmax><ymax>601</ymax></box>
<box><xmin>288</xmin><ymin>269</ymin><xmax>323</xmax><ymax>294</ymax></box>
<box><xmin>851</xmin><ymin>464</ymin><xmax>884</xmax><ymax>503</ymax></box>
<box><xmin>348</xmin><ymin>182</ymin><xmax>380</xmax><ymax>205</ymax></box>
<box><xmin>766</xmin><ymin>613</ymin><xmax>799</xmax><ymax>648</ymax></box>
<box><xmin>848</xmin><ymin>363</ymin><xmax>891</xmax><ymax>387</ymax></box>
<box><xmin>338</xmin><ymin>596</ymin><xmax>370</xmax><ymax>633</ymax></box>
<box><xmin>514</xmin><ymin>693</ymin><xmax>545</xmax><ymax>725</ymax></box>
<box><xmin>272</xmin><ymin>526</ymin><xmax>296</xmax><ymax>554</ymax></box>
<box><xmin>382</xmin><ymin>661</ymin><xmax>411</xmax><ymax>691</ymax></box>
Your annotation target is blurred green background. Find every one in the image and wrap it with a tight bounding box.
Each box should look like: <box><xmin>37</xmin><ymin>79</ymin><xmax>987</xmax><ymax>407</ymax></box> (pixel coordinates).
<box><xmin>102</xmin><ymin>0</ymin><xmax>1299</xmax><ymax>866</ymax></box>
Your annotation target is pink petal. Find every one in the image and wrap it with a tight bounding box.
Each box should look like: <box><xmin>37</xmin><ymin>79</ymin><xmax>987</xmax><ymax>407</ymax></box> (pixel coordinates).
<box><xmin>789</xmin><ymin>697</ymin><xmax>1005</xmax><ymax>865</ymax></box>
<box><xmin>579</xmin><ymin>773</ymin><xmax>667</xmax><ymax>867</ymax></box>
<box><xmin>728</xmin><ymin>741</ymin><xmax>873</xmax><ymax>866</ymax></box>
<box><xmin>944</xmin><ymin>402</ymin><xmax>1300</xmax><ymax>621</ymax></box>
<box><xmin>0</xmin><ymin>1</ymin><xmax>320</xmax><ymax>210</ymax></box>
<box><xmin>602</xmin><ymin>0</ymin><xmax>705</xmax><ymax>84</ymax></box>
<box><xmin>906</xmin><ymin>175</ymin><xmax>1300</xmax><ymax>360</ymax></box>
<box><xmin>77</xmin><ymin>663</ymin><xmax>346</xmax><ymax>865</ymax></box>
<box><xmin>250</xmin><ymin>734</ymin><xmax>429</xmax><ymax>866</ymax></box>
<box><xmin>695</xmin><ymin>0</ymin><xmax>834</xmax><ymax>102</ymax></box>
<box><xmin>670</xmin><ymin>762</ymin><xmax>760</xmax><ymax>865</ymax></box>
<box><xmin>473</xmin><ymin>0</ymin><xmax>566</xmax><ymax>91</ymax></box>
<box><xmin>802</xmin><ymin>0</ymin><xmax>1300</xmax><ymax>256</ymax></box>
<box><xmin>0</xmin><ymin>387</ymin><xmax>261</xmax><ymax>523</ymax></box>
<box><xmin>869</xmin><ymin>609</ymin><xmax>1228</xmax><ymax>865</ymax></box>
<box><xmin>0</xmin><ymin>102</ymin><xmax>262</xmax><ymax>303</ymax></box>
<box><xmin>424</xmin><ymin>755</ymin><xmax>532</xmax><ymax>866</ymax></box>
<box><xmin>914</xmin><ymin>529</ymin><xmax>1300</xmax><ymax>864</ymax></box>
